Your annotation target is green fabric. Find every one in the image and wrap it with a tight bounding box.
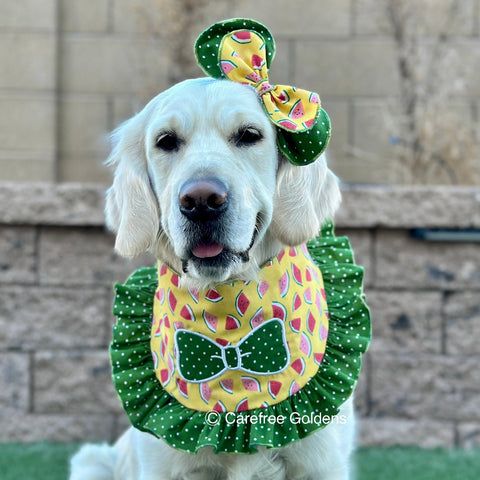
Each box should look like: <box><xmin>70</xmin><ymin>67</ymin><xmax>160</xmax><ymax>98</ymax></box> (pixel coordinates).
<box><xmin>194</xmin><ymin>18</ymin><xmax>331</xmax><ymax>166</ymax></box>
<box><xmin>176</xmin><ymin>319</ymin><xmax>289</xmax><ymax>382</ymax></box>
<box><xmin>110</xmin><ymin>222</ymin><xmax>371</xmax><ymax>454</ymax></box>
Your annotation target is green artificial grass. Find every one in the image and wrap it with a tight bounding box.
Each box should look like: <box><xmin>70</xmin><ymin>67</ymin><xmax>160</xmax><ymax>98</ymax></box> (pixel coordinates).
<box><xmin>0</xmin><ymin>442</ymin><xmax>79</xmax><ymax>480</ymax></box>
<box><xmin>0</xmin><ymin>443</ymin><xmax>479</xmax><ymax>479</ymax></box>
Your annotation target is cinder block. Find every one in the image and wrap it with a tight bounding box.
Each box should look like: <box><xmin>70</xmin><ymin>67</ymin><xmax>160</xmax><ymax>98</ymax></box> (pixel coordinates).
<box><xmin>0</xmin><ymin>413</ymin><xmax>116</xmax><ymax>442</ymax></box>
<box><xmin>0</xmin><ymin>155</ymin><xmax>55</xmax><ymax>182</ymax></box>
<box><xmin>445</xmin><ymin>292</ymin><xmax>480</xmax><ymax>355</ymax></box>
<box><xmin>375</xmin><ymin>230</ymin><xmax>480</xmax><ymax>289</ymax></box>
<box><xmin>0</xmin><ymin>353</ymin><xmax>30</xmax><ymax>413</ymax></box>
<box><xmin>58</xmin><ymin>153</ymin><xmax>111</xmax><ymax>183</ymax></box>
<box><xmin>0</xmin><ymin>286</ymin><xmax>110</xmax><ymax>350</ymax></box>
<box><xmin>34</xmin><ymin>350</ymin><xmax>122</xmax><ymax>414</ymax></box>
<box><xmin>457</xmin><ymin>422</ymin><xmax>480</xmax><ymax>448</ymax></box>
<box><xmin>231</xmin><ymin>0</ymin><xmax>352</xmax><ymax>37</ymax></box>
<box><xmin>358</xmin><ymin>417</ymin><xmax>455</xmax><ymax>448</ymax></box>
<box><xmin>0</xmin><ymin>0</ymin><xmax>56</xmax><ymax>31</ymax></box>
<box><xmin>60</xmin><ymin>35</ymin><xmax>169</xmax><ymax>94</ymax></box>
<box><xmin>370</xmin><ymin>354</ymin><xmax>480</xmax><ymax>422</ymax></box>
<box><xmin>321</xmin><ymin>99</ymin><xmax>350</xmax><ymax>175</ymax></box>
<box><xmin>59</xmin><ymin>95</ymin><xmax>109</xmax><ymax>155</ymax></box>
<box><xmin>58</xmin><ymin>95</ymin><xmax>110</xmax><ymax>182</ymax></box>
<box><xmin>294</xmin><ymin>40</ymin><xmax>398</xmax><ymax>98</ymax></box>
<box><xmin>38</xmin><ymin>227</ymin><xmax>155</xmax><ymax>286</ymax></box>
<box><xmin>0</xmin><ymin>33</ymin><xmax>56</xmax><ymax>90</ymax></box>
<box><xmin>60</xmin><ymin>0</ymin><xmax>110</xmax><ymax>33</ymax></box>
<box><xmin>354</xmin><ymin>0</ymin><xmax>477</xmax><ymax>36</ymax></box>
<box><xmin>0</xmin><ymin>94</ymin><xmax>56</xmax><ymax>152</ymax></box>
<box><xmin>0</xmin><ymin>226</ymin><xmax>36</xmax><ymax>284</ymax></box>
<box><xmin>366</xmin><ymin>290</ymin><xmax>443</xmax><ymax>354</ymax></box>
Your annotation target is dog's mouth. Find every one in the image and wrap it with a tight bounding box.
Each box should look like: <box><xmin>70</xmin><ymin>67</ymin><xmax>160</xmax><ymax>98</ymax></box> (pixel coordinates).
<box><xmin>181</xmin><ymin>220</ymin><xmax>260</xmax><ymax>276</ymax></box>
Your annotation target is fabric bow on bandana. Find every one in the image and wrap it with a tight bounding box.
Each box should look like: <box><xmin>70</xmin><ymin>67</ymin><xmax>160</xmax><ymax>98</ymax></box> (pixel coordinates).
<box><xmin>195</xmin><ymin>18</ymin><xmax>331</xmax><ymax>166</ymax></box>
<box><xmin>176</xmin><ymin>319</ymin><xmax>289</xmax><ymax>383</ymax></box>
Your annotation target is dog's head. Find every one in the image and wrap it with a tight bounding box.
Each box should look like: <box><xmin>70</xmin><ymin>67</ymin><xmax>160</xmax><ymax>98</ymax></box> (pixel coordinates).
<box><xmin>105</xmin><ymin>78</ymin><xmax>340</xmax><ymax>286</ymax></box>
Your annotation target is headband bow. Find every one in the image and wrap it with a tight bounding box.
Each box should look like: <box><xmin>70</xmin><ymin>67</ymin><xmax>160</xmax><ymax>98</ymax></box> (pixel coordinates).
<box><xmin>195</xmin><ymin>19</ymin><xmax>331</xmax><ymax>166</ymax></box>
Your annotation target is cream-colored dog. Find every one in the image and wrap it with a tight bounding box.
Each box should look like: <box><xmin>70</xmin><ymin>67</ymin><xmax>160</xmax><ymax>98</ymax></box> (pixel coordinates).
<box><xmin>69</xmin><ymin>78</ymin><xmax>355</xmax><ymax>480</ymax></box>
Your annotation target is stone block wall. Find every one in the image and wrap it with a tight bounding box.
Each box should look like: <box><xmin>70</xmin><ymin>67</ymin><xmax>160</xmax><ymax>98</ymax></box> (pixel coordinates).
<box><xmin>1</xmin><ymin>183</ymin><xmax>480</xmax><ymax>447</ymax></box>
<box><xmin>1</xmin><ymin>0</ymin><xmax>479</xmax><ymax>184</ymax></box>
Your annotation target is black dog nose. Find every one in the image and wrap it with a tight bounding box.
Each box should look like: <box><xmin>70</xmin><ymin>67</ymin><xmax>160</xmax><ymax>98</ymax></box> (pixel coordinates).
<box><xmin>179</xmin><ymin>178</ymin><xmax>228</xmax><ymax>221</ymax></box>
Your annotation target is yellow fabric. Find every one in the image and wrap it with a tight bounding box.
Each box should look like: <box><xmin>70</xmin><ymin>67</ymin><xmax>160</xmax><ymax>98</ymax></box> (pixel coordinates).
<box><xmin>151</xmin><ymin>245</ymin><xmax>329</xmax><ymax>413</ymax></box>
<box><xmin>219</xmin><ymin>29</ymin><xmax>320</xmax><ymax>132</ymax></box>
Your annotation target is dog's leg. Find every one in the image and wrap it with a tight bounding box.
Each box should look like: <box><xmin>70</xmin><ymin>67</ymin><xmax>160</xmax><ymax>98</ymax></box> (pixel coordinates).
<box><xmin>227</xmin><ymin>450</ymin><xmax>287</xmax><ymax>480</ymax></box>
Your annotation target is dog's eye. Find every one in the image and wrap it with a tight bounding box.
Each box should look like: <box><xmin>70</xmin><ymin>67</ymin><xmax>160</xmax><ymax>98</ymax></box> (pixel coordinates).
<box><xmin>234</xmin><ymin>126</ymin><xmax>263</xmax><ymax>146</ymax></box>
<box><xmin>155</xmin><ymin>132</ymin><xmax>181</xmax><ymax>151</ymax></box>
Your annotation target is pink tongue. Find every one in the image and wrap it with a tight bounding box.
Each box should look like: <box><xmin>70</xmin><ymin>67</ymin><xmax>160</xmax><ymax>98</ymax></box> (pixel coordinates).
<box><xmin>192</xmin><ymin>243</ymin><xmax>224</xmax><ymax>259</ymax></box>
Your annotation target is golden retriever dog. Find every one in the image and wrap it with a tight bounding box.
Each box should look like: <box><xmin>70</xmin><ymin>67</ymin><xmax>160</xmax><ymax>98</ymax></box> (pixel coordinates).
<box><xmin>69</xmin><ymin>77</ymin><xmax>355</xmax><ymax>480</ymax></box>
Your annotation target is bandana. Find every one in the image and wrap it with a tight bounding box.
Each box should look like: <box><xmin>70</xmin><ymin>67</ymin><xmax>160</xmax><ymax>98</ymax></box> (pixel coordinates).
<box><xmin>194</xmin><ymin>19</ymin><xmax>331</xmax><ymax>166</ymax></box>
<box><xmin>110</xmin><ymin>223</ymin><xmax>371</xmax><ymax>454</ymax></box>
<box><xmin>152</xmin><ymin>244</ymin><xmax>329</xmax><ymax>413</ymax></box>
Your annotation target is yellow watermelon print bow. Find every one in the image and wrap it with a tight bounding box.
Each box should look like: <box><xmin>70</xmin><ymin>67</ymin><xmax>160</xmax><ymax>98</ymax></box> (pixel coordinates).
<box><xmin>195</xmin><ymin>19</ymin><xmax>331</xmax><ymax>166</ymax></box>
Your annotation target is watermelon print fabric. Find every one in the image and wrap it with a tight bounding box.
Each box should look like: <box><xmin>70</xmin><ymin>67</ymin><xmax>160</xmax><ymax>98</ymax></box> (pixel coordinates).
<box><xmin>110</xmin><ymin>223</ymin><xmax>371</xmax><ymax>454</ymax></box>
<box><xmin>151</xmin><ymin>243</ymin><xmax>329</xmax><ymax>413</ymax></box>
<box><xmin>194</xmin><ymin>18</ymin><xmax>331</xmax><ymax>166</ymax></box>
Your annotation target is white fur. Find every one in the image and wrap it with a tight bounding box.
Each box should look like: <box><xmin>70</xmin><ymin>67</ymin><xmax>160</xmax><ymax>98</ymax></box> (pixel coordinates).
<box><xmin>70</xmin><ymin>78</ymin><xmax>351</xmax><ymax>480</ymax></box>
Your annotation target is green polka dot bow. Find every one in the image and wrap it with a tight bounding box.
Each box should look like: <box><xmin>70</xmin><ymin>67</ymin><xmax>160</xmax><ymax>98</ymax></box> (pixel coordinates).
<box><xmin>194</xmin><ymin>18</ymin><xmax>331</xmax><ymax>166</ymax></box>
<box><xmin>176</xmin><ymin>319</ymin><xmax>290</xmax><ymax>383</ymax></box>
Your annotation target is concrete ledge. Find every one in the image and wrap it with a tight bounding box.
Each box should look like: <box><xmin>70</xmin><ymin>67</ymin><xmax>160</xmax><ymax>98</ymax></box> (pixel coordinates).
<box><xmin>1</xmin><ymin>182</ymin><xmax>479</xmax><ymax>228</ymax></box>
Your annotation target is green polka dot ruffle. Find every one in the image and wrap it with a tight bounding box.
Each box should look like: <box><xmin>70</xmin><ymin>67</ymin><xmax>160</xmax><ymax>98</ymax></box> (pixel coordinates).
<box><xmin>110</xmin><ymin>222</ymin><xmax>371</xmax><ymax>454</ymax></box>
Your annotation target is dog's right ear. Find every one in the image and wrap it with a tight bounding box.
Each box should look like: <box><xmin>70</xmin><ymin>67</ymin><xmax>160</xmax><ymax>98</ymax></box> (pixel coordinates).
<box><xmin>105</xmin><ymin>115</ymin><xmax>160</xmax><ymax>257</ymax></box>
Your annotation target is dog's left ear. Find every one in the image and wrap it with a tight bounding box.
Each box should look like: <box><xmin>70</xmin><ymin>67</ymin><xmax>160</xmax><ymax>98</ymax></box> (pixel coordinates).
<box><xmin>105</xmin><ymin>115</ymin><xmax>160</xmax><ymax>257</ymax></box>
<box><xmin>270</xmin><ymin>155</ymin><xmax>341</xmax><ymax>246</ymax></box>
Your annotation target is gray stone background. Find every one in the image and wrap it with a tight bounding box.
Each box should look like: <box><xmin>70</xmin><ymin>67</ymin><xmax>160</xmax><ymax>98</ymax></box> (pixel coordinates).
<box><xmin>1</xmin><ymin>0</ymin><xmax>480</xmax><ymax>448</ymax></box>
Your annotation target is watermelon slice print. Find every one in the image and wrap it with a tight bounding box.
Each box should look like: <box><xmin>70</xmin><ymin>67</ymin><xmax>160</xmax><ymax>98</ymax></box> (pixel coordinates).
<box><xmin>291</xmin><ymin>358</ymin><xmax>306</xmax><ymax>375</ymax></box>
<box><xmin>289</xmin><ymin>317</ymin><xmax>301</xmax><ymax>333</ymax></box>
<box><xmin>159</xmin><ymin>264</ymin><xmax>168</xmax><ymax>276</ymax></box>
<box><xmin>213</xmin><ymin>400</ymin><xmax>227</xmax><ymax>413</ymax></box>
<box><xmin>241</xmin><ymin>376</ymin><xmax>261</xmax><ymax>392</ymax></box>
<box><xmin>235</xmin><ymin>397</ymin><xmax>249</xmax><ymax>412</ymax></box>
<box><xmin>299</xmin><ymin>332</ymin><xmax>312</xmax><ymax>357</ymax></box>
<box><xmin>251</xmin><ymin>54</ymin><xmax>265</xmax><ymax>69</ymax></box>
<box><xmin>309</xmin><ymin>92</ymin><xmax>319</xmax><ymax>104</ymax></box>
<box><xmin>205</xmin><ymin>288</ymin><xmax>223</xmax><ymax>303</ymax></box>
<box><xmin>272</xmin><ymin>301</ymin><xmax>287</xmax><ymax>321</ymax></box>
<box><xmin>232</xmin><ymin>30</ymin><xmax>252</xmax><ymax>43</ymax></box>
<box><xmin>155</xmin><ymin>288</ymin><xmax>165</xmax><ymax>305</ymax></box>
<box><xmin>320</xmin><ymin>324</ymin><xmax>328</xmax><ymax>341</ymax></box>
<box><xmin>235</xmin><ymin>291</ymin><xmax>250</xmax><ymax>317</ymax></box>
<box><xmin>292</xmin><ymin>292</ymin><xmax>302</xmax><ymax>311</ymax></box>
<box><xmin>257</xmin><ymin>280</ymin><xmax>270</xmax><ymax>299</ymax></box>
<box><xmin>291</xmin><ymin>263</ymin><xmax>303</xmax><ymax>285</ymax></box>
<box><xmin>277</xmin><ymin>119</ymin><xmax>297</xmax><ymax>130</ymax></box>
<box><xmin>268</xmin><ymin>380</ymin><xmax>282</xmax><ymax>399</ymax></box>
<box><xmin>303</xmin><ymin>287</ymin><xmax>312</xmax><ymax>304</ymax></box>
<box><xmin>180</xmin><ymin>304</ymin><xmax>195</xmax><ymax>321</ymax></box>
<box><xmin>188</xmin><ymin>286</ymin><xmax>199</xmax><ymax>304</ymax></box>
<box><xmin>203</xmin><ymin>311</ymin><xmax>218</xmax><ymax>333</ymax></box>
<box><xmin>170</xmin><ymin>273</ymin><xmax>180</xmax><ymax>287</ymax></box>
<box><xmin>168</xmin><ymin>289</ymin><xmax>177</xmax><ymax>313</ymax></box>
<box><xmin>225</xmin><ymin>315</ymin><xmax>241</xmax><ymax>330</ymax></box>
<box><xmin>277</xmin><ymin>90</ymin><xmax>290</xmax><ymax>104</ymax></box>
<box><xmin>289</xmin><ymin>100</ymin><xmax>305</xmax><ymax>120</ymax></box>
<box><xmin>177</xmin><ymin>378</ymin><xmax>189</xmax><ymax>399</ymax></box>
<box><xmin>249</xmin><ymin>307</ymin><xmax>264</xmax><ymax>329</ymax></box>
<box><xmin>289</xmin><ymin>380</ymin><xmax>302</xmax><ymax>396</ymax></box>
<box><xmin>220</xmin><ymin>379</ymin><xmax>234</xmax><ymax>394</ymax></box>
<box><xmin>221</xmin><ymin>60</ymin><xmax>237</xmax><ymax>76</ymax></box>
<box><xmin>314</xmin><ymin>352</ymin><xmax>325</xmax><ymax>366</ymax></box>
<box><xmin>279</xmin><ymin>271</ymin><xmax>290</xmax><ymax>298</ymax></box>
<box><xmin>200</xmin><ymin>382</ymin><xmax>212</xmax><ymax>403</ymax></box>
<box><xmin>307</xmin><ymin>311</ymin><xmax>316</xmax><ymax>335</ymax></box>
